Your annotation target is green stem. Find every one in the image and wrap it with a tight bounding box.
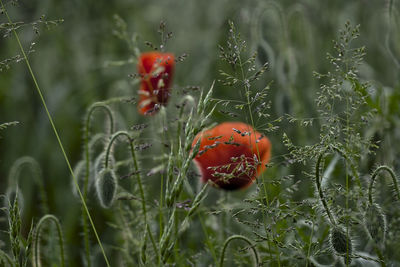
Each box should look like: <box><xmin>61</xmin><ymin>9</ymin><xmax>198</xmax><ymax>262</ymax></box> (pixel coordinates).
<box><xmin>385</xmin><ymin>0</ymin><xmax>400</xmax><ymax>69</ymax></box>
<box><xmin>352</xmin><ymin>218</ymin><xmax>386</xmax><ymax>267</ymax></box>
<box><xmin>146</xmin><ymin>224</ymin><xmax>160</xmax><ymax>265</ymax></box>
<box><xmin>198</xmin><ymin>213</ymin><xmax>218</xmax><ymax>265</ymax></box>
<box><xmin>315</xmin><ymin>145</ymin><xmax>362</xmax><ymax>226</ymax></box>
<box><xmin>104</xmin><ymin>131</ymin><xmax>147</xmax><ymax>223</ymax></box>
<box><xmin>0</xmin><ymin>2</ymin><xmax>110</xmax><ymax>266</ymax></box>
<box><xmin>83</xmin><ymin>103</ymin><xmax>114</xmax><ymax>267</ymax></box>
<box><xmin>305</xmin><ymin>220</ymin><xmax>315</xmax><ymax>267</ymax></box>
<box><xmin>33</xmin><ymin>215</ymin><xmax>65</xmax><ymax>267</ymax></box>
<box><xmin>233</xmin><ymin>23</ymin><xmax>277</xmax><ymax>265</ymax></box>
<box><xmin>315</xmin><ymin>150</ymin><xmax>337</xmax><ymax>226</ymax></box>
<box><xmin>219</xmin><ymin>235</ymin><xmax>259</xmax><ymax>267</ymax></box>
<box><xmin>84</xmin><ymin>103</ymin><xmax>114</xmax><ymax>199</ymax></box>
<box><xmin>368</xmin><ymin>165</ymin><xmax>400</xmax><ymax>205</ymax></box>
<box><xmin>158</xmin><ymin>108</ymin><xmax>169</xmax><ymax>242</ymax></box>
<box><xmin>0</xmin><ymin>250</ymin><xmax>14</xmax><ymax>267</ymax></box>
<box><xmin>8</xmin><ymin>156</ymin><xmax>49</xmax><ymax>214</ymax></box>
<box><xmin>104</xmin><ymin>131</ymin><xmax>159</xmax><ymax>262</ymax></box>
<box><xmin>330</xmin><ymin>145</ymin><xmax>362</xmax><ymax>190</ymax></box>
<box><xmin>161</xmin><ymin>183</ymin><xmax>210</xmax><ymax>263</ymax></box>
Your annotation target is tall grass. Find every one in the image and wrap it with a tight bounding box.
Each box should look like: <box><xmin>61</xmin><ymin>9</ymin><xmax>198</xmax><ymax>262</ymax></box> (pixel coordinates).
<box><xmin>1</xmin><ymin>0</ymin><xmax>400</xmax><ymax>266</ymax></box>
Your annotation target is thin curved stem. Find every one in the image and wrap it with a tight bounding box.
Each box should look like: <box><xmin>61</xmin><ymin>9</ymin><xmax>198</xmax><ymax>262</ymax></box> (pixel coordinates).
<box><xmin>369</xmin><ymin>165</ymin><xmax>400</xmax><ymax>205</ymax></box>
<box><xmin>385</xmin><ymin>0</ymin><xmax>400</xmax><ymax>69</ymax></box>
<box><xmin>230</xmin><ymin>21</ymin><xmax>277</xmax><ymax>264</ymax></box>
<box><xmin>351</xmin><ymin>218</ymin><xmax>386</xmax><ymax>267</ymax></box>
<box><xmin>33</xmin><ymin>215</ymin><xmax>65</xmax><ymax>267</ymax></box>
<box><xmin>8</xmin><ymin>156</ymin><xmax>49</xmax><ymax>214</ymax></box>
<box><xmin>219</xmin><ymin>235</ymin><xmax>259</xmax><ymax>267</ymax></box>
<box><xmin>83</xmin><ymin>103</ymin><xmax>114</xmax><ymax>267</ymax></box>
<box><xmin>330</xmin><ymin>145</ymin><xmax>361</xmax><ymax>189</ymax></box>
<box><xmin>0</xmin><ymin>2</ymin><xmax>110</xmax><ymax>266</ymax></box>
<box><xmin>315</xmin><ymin>150</ymin><xmax>337</xmax><ymax>226</ymax></box>
<box><xmin>315</xmin><ymin>145</ymin><xmax>363</xmax><ymax>226</ymax></box>
<box><xmin>84</xmin><ymin>103</ymin><xmax>115</xmax><ymax>194</ymax></box>
<box><xmin>104</xmin><ymin>131</ymin><xmax>159</xmax><ymax>261</ymax></box>
<box><xmin>305</xmin><ymin>220</ymin><xmax>315</xmax><ymax>267</ymax></box>
<box><xmin>146</xmin><ymin>224</ymin><xmax>160</xmax><ymax>265</ymax></box>
<box><xmin>0</xmin><ymin>250</ymin><xmax>14</xmax><ymax>267</ymax></box>
<box><xmin>105</xmin><ymin>131</ymin><xmax>147</xmax><ymax>220</ymax></box>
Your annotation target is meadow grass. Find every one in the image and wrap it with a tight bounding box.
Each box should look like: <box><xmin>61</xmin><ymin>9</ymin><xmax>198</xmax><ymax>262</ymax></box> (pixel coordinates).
<box><xmin>1</xmin><ymin>0</ymin><xmax>400</xmax><ymax>266</ymax></box>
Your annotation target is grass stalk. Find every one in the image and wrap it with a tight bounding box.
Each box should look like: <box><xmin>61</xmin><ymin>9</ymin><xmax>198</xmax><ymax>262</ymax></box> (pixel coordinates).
<box><xmin>0</xmin><ymin>2</ymin><xmax>110</xmax><ymax>266</ymax></box>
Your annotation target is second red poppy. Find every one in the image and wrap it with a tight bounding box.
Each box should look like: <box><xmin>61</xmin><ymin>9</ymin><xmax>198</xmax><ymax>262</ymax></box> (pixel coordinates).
<box><xmin>137</xmin><ymin>52</ymin><xmax>175</xmax><ymax>115</ymax></box>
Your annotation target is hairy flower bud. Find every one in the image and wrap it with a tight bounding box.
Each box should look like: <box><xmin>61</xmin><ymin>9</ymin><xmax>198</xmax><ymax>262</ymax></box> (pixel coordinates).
<box><xmin>95</xmin><ymin>168</ymin><xmax>117</xmax><ymax>208</ymax></box>
<box><xmin>330</xmin><ymin>226</ymin><xmax>352</xmax><ymax>264</ymax></box>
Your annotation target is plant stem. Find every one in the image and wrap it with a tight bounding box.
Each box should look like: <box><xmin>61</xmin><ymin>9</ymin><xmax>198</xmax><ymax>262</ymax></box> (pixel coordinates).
<box><xmin>0</xmin><ymin>2</ymin><xmax>110</xmax><ymax>266</ymax></box>
<box><xmin>33</xmin><ymin>215</ymin><xmax>65</xmax><ymax>267</ymax></box>
<box><xmin>0</xmin><ymin>250</ymin><xmax>14</xmax><ymax>267</ymax></box>
<box><xmin>83</xmin><ymin>103</ymin><xmax>114</xmax><ymax>266</ymax></box>
<box><xmin>219</xmin><ymin>235</ymin><xmax>259</xmax><ymax>267</ymax></box>
<box><xmin>8</xmin><ymin>157</ymin><xmax>49</xmax><ymax>214</ymax></box>
<box><xmin>368</xmin><ymin>165</ymin><xmax>400</xmax><ymax>205</ymax></box>
<box><xmin>315</xmin><ymin>150</ymin><xmax>337</xmax><ymax>226</ymax></box>
<box><xmin>104</xmin><ymin>131</ymin><xmax>160</xmax><ymax>263</ymax></box>
<box><xmin>198</xmin><ymin>213</ymin><xmax>218</xmax><ymax>265</ymax></box>
<box><xmin>305</xmin><ymin>220</ymin><xmax>315</xmax><ymax>267</ymax></box>
<box><xmin>104</xmin><ymin>131</ymin><xmax>148</xmax><ymax>223</ymax></box>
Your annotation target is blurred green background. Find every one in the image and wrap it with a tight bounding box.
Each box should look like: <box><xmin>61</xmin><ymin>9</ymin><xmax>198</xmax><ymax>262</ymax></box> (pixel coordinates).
<box><xmin>1</xmin><ymin>0</ymin><xmax>400</xmax><ymax>265</ymax></box>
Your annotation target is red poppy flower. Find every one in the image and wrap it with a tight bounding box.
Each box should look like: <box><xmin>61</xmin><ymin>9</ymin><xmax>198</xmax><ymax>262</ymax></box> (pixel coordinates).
<box><xmin>137</xmin><ymin>52</ymin><xmax>175</xmax><ymax>115</ymax></box>
<box><xmin>192</xmin><ymin>122</ymin><xmax>271</xmax><ymax>190</ymax></box>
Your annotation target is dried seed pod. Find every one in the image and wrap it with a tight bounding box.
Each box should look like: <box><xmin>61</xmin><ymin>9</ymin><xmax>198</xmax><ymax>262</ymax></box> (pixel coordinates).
<box><xmin>330</xmin><ymin>226</ymin><xmax>352</xmax><ymax>264</ymax></box>
<box><xmin>365</xmin><ymin>203</ymin><xmax>386</xmax><ymax>244</ymax></box>
<box><xmin>95</xmin><ymin>168</ymin><xmax>117</xmax><ymax>208</ymax></box>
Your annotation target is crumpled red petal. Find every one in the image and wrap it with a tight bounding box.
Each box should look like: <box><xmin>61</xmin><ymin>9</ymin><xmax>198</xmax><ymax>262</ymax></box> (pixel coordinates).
<box><xmin>192</xmin><ymin>122</ymin><xmax>271</xmax><ymax>190</ymax></box>
<box><xmin>137</xmin><ymin>52</ymin><xmax>175</xmax><ymax>116</ymax></box>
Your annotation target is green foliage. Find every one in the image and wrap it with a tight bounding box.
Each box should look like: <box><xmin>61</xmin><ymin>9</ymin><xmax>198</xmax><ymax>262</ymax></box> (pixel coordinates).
<box><xmin>1</xmin><ymin>0</ymin><xmax>400</xmax><ymax>266</ymax></box>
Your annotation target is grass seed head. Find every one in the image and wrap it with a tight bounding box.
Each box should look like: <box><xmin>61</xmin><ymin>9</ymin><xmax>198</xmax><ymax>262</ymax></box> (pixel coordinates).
<box><xmin>4</xmin><ymin>187</ymin><xmax>24</xmax><ymax>214</ymax></box>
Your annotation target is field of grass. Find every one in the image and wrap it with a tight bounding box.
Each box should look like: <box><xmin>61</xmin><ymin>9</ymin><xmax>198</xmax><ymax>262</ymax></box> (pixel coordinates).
<box><xmin>1</xmin><ymin>0</ymin><xmax>400</xmax><ymax>266</ymax></box>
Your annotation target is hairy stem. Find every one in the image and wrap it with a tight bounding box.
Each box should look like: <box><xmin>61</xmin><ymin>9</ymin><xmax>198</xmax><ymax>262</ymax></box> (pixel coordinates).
<box><xmin>104</xmin><ymin>131</ymin><xmax>147</xmax><ymax>222</ymax></box>
<box><xmin>0</xmin><ymin>2</ymin><xmax>110</xmax><ymax>266</ymax></box>
<box><xmin>0</xmin><ymin>250</ymin><xmax>14</xmax><ymax>267</ymax></box>
<box><xmin>8</xmin><ymin>156</ymin><xmax>49</xmax><ymax>214</ymax></box>
<box><xmin>315</xmin><ymin>149</ymin><xmax>337</xmax><ymax>226</ymax></box>
<box><xmin>219</xmin><ymin>235</ymin><xmax>259</xmax><ymax>267</ymax></box>
<box><xmin>83</xmin><ymin>103</ymin><xmax>114</xmax><ymax>266</ymax></box>
<box><xmin>104</xmin><ymin>131</ymin><xmax>159</xmax><ymax>261</ymax></box>
<box><xmin>368</xmin><ymin>165</ymin><xmax>400</xmax><ymax>205</ymax></box>
<box><xmin>33</xmin><ymin>215</ymin><xmax>65</xmax><ymax>267</ymax></box>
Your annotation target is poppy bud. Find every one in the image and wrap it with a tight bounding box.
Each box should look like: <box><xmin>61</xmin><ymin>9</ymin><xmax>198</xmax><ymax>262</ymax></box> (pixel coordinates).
<box><xmin>137</xmin><ymin>52</ymin><xmax>175</xmax><ymax>116</ymax></box>
<box><xmin>95</xmin><ymin>168</ymin><xmax>117</xmax><ymax>208</ymax></box>
<box><xmin>330</xmin><ymin>226</ymin><xmax>352</xmax><ymax>264</ymax></box>
<box><xmin>191</xmin><ymin>122</ymin><xmax>271</xmax><ymax>190</ymax></box>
